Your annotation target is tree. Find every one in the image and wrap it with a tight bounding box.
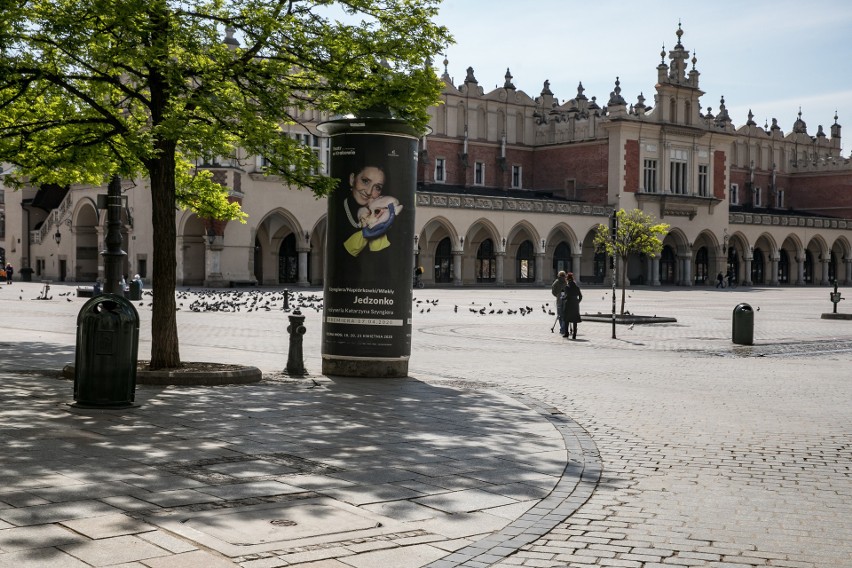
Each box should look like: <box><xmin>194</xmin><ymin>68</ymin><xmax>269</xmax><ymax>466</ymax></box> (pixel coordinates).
<box><xmin>0</xmin><ymin>0</ymin><xmax>451</xmax><ymax>369</ymax></box>
<box><xmin>594</xmin><ymin>209</ymin><xmax>669</xmax><ymax>314</ymax></box>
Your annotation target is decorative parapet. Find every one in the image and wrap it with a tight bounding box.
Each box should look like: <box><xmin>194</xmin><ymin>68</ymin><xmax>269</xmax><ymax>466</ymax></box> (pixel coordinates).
<box><xmin>416</xmin><ymin>191</ymin><xmax>611</xmax><ymax>217</ymax></box>
<box><xmin>729</xmin><ymin>212</ymin><xmax>850</xmax><ymax>230</ymax></box>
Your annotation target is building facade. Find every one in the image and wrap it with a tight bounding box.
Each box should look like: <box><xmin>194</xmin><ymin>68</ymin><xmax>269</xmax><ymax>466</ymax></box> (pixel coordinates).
<box><xmin>2</xmin><ymin>25</ymin><xmax>851</xmax><ymax>287</ymax></box>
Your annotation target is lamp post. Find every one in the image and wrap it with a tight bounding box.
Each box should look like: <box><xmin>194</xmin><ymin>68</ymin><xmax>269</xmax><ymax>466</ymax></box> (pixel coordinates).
<box><xmin>102</xmin><ymin>174</ymin><xmax>126</xmax><ymax>295</ymax></box>
<box><xmin>610</xmin><ymin>210</ymin><xmax>618</xmax><ymax>339</ymax></box>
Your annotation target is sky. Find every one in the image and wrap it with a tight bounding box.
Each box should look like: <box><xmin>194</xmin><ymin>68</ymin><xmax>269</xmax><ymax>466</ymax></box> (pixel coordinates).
<box><xmin>432</xmin><ymin>0</ymin><xmax>852</xmax><ymax>153</ymax></box>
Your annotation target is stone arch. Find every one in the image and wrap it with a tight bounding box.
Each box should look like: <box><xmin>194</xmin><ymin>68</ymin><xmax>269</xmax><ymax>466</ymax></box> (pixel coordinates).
<box><xmin>178</xmin><ymin>213</ymin><xmax>206</xmax><ymax>286</ymax></box>
<box><xmin>779</xmin><ymin>233</ymin><xmax>804</xmax><ymax>285</ymax></box>
<box><xmin>418</xmin><ymin>216</ymin><xmax>460</xmax><ymax>285</ymax></box>
<box><xmin>546</xmin><ymin>223</ymin><xmax>580</xmax><ymax>281</ymax></box>
<box><xmin>252</xmin><ymin>208</ymin><xmax>308</xmax><ymax>286</ymax></box>
<box><xmin>465</xmin><ymin>217</ymin><xmax>500</xmax><ymax>284</ymax></box>
<box><xmin>725</xmin><ymin>231</ymin><xmax>751</xmax><ymax>286</ymax></box>
<box><xmin>506</xmin><ymin>220</ymin><xmax>541</xmax><ymax>284</ymax></box>
<box><xmin>71</xmin><ymin>199</ymin><xmax>101</xmax><ymax>282</ymax></box>
<box><xmin>805</xmin><ymin>235</ymin><xmax>831</xmax><ymax>285</ymax></box>
<box><xmin>463</xmin><ymin>217</ymin><xmax>500</xmax><ymax>252</ymax></box>
<box><xmin>830</xmin><ymin>235</ymin><xmax>852</xmax><ymax>284</ymax></box>
<box><xmin>657</xmin><ymin>228</ymin><xmax>690</xmax><ymax>285</ymax></box>
<box><xmin>692</xmin><ymin>229</ymin><xmax>719</xmax><ymax>286</ymax></box>
<box><xmin>580</xmin><ymin>225</ymin><xmax>605</xmax><ymax>284</ymax></box>
<box><xmin>506</xmin><ymin>220</ymin><xmax>540</xmax><ymax>251</ymax></box>
<box><xmin>751</xmin><ymin>232</ymin><xmax>778</xmax><ymax>286</ymax></box>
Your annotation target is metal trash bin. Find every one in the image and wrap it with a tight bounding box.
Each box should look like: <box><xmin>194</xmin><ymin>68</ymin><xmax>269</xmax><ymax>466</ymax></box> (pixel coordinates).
<box><xmin>732</xmin><ymin>302</ymin><xmax>754</xmax><ymax>345</ymax></box>
<box><xmin>128</xmin><ymin>279</ymin><xmax>142</xmax><ymax>301</ymax></box>
<box><xmin>74</xmin><ymin>294</ymin><xmax>140</xmax><ymax>407</ymax></box>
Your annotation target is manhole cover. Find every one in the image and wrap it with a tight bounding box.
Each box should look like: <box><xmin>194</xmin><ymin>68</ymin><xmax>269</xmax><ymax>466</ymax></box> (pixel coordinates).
<box><xmin>146</xmin><ymin>497</ymin><xmax>398</xmax><ymax>557</ymax></box>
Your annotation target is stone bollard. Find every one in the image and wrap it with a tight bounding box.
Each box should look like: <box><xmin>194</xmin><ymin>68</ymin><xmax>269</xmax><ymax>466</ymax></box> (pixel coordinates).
<box><xmin>286</xmin><ymin>308</ymin><xmax>307</xmax><ymax>376</ymax></box>
<box><xmin>283</xmin><ymin>288</ymin><xmax>290</xmax><ymax>311</ymax></box>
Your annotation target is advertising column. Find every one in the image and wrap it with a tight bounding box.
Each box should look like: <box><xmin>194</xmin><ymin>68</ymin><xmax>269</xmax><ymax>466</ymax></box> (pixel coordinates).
<box><xmin>318</xmin><ymin>115</ymin><xmax>422</xmax><ymax>378</ymax></box>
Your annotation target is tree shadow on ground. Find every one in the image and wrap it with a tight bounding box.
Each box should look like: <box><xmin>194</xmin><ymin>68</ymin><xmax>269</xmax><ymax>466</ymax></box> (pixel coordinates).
<box><xmin>0</xmin><ymin>340</ymin><xmax>74</xmax><ymax>371</ymax></box>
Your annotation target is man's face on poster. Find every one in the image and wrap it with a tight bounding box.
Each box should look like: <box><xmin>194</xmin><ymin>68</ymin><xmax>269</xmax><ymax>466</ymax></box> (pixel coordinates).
<box><xmin>350</xmin><ymin>166</ymin><xmax>385</xmax><ymax>206</ymax></box>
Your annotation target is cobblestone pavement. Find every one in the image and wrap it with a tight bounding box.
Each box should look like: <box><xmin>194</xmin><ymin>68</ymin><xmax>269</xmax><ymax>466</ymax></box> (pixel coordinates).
<box><xmin>0</xmin><ymin>282</ymin><xmax>850</xmax><ymax>567</ymax></box>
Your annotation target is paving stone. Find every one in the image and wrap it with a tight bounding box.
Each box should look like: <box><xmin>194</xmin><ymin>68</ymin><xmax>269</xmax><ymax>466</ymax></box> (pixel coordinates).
<box><xmin>0</xmin><ymin>547</ymin><xmax>90</xmax><ymax>567</ymax></box>
<box><xmin>0</xmin><ymin>523</ymin><xmax>88</xmax><ymax>551</ymax></box>
<box><xmin>57</xmin><ymin>534</ymin><xmax>170</xmax><ymax>565</ymax></box>
<box><xmin>59</xmin><ymin>513</ymin><xmax>155</xmax><ymax>539</ymax></box>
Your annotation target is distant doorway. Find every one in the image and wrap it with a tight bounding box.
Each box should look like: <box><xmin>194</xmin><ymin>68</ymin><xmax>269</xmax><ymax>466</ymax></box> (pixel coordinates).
<box><xmin>278</xmin><ymin>233</ymin><xmax>298</xmax><ymax>283</ymax></box>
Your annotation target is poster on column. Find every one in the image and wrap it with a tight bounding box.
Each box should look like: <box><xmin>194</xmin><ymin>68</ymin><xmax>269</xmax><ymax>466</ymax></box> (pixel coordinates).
<box><xmin>321</xmin><ymin>126</ymin><xmax>417</xmax><ymax>362</ymax></box>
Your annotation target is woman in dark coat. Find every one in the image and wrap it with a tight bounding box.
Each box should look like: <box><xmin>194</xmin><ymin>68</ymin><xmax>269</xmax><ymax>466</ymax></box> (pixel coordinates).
<box><xmin>561</xmin><ymin>272</ymin><xmax>583</xmax><ymax>339</ymax></box>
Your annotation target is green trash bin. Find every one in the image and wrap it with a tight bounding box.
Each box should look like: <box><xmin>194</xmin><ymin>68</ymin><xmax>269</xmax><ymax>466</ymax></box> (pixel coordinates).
<box><xmin>74</xmin><ymin>294</ymin><xmax>139</xmax><ymax>407</ymax></box>
<box><xmin>732</xmin><ymin>302</ymin><xmax>754</xmax><ymax>345</ymax></box>
<box><xmin>128</xmin><ymin>279</ymin><xmax>142</xmax><ymax>301</ymax></box>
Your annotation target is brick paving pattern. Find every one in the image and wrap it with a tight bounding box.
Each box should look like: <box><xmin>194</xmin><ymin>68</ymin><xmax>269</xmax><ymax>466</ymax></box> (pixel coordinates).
<box><xmin>0</xmin><ymin>282</ymin><xmax>849</xmax><ymax>567</ymax></box>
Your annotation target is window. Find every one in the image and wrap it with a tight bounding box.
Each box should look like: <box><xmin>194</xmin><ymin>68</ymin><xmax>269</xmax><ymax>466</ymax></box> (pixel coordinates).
<box><xmin>730</xmin><ymin>183</ymin><xmax>739</xmax><ymax>205</ymax></box>
<box><xmin>697</xmin><ymin>164</ymin><xmax>708</xmax><ymax>197</ymax></box>
<box><xmin>643</xmin><ymin>159</ymin><xmax>658</xmax><ymax>192</ymax></box>
<box><xmin>435</xmin><ymin>158</ymin><xmax>446</xmax><ymax>182</ymax></box>
<box><xmin>302</xmin><ymin>133</ymin><xmax>325</xmax><ymax>174</ymax></box>
<box><xmin>474</xmin><ymin>161</ymin><xmax>485</xmax><ymax>185</ymax></box>
<box><xmin>776</xmin><ymin>189</ymin><xmax>784</xmax><ymax>208</ymax></box>
<box><xmin>669</xmin><ymin>149</ymin><xmax>688</xmax><ymax>194</ymax></box>
<box><xmin>511</xmin><ymin>165</ymin><xmax>522</xmax><ymax>188</ymax></box>
<box><xmin>753</xmin><ymin>186</ymin><xmax>761</xmax><ymax>207</ymax></box>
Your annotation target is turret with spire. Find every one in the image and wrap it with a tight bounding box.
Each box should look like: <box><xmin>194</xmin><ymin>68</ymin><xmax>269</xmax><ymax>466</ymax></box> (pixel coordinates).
<box><xmin>653</xmin><ymin>23</ymin><xmax>705</xmax><ymax>126</ymax></box>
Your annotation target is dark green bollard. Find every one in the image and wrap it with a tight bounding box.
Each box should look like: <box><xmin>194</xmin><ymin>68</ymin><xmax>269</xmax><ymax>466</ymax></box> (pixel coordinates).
<box><xmin>732</xmin><ymin>303</ymin><xmax>754</xmax><ymax>345</ymax></box>
<box><xmin>286</xmin><ymin>309</ymin><xmax>307</xmax><ymax>376</ymax></box>
<box><xmin>74</xmin><ymin>294</ymin><xmax>139</xmax><ymax>407</ymax></box>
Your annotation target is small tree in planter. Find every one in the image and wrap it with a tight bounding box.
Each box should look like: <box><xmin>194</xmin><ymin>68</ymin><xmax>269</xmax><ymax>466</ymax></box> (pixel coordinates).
<box><xmin>594</xmin><ymin>209</ymin><xmax>669</xmax><ymax>315</ymax></box>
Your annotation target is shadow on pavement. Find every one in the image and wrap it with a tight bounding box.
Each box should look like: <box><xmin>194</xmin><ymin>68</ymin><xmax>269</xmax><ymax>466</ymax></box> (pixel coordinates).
<box><xmin>0</xmin><ymin>340</ymin><xmax>74</xmax><ymax>371</ymax></box>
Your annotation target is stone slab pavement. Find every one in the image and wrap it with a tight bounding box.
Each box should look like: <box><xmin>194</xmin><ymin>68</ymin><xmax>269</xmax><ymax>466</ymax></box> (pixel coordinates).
<box><xmin>0</xmin><ymin>281</ymin><xmax>850</xmax><ymax>567</ymax></box>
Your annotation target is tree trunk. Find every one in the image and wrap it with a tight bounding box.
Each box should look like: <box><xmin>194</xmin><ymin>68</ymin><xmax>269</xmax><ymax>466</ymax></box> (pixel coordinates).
<box><xmin>147</xmin><ymin>148</ymin><xmax>181</xmax><ymax>369</ymax></box>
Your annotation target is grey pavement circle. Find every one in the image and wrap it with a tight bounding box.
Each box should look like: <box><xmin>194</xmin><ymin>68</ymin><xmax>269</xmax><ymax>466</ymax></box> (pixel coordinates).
<box><xmin>1</xmin><ymin>281</ymin><xmax>851</xmax><ymax>567</ymax></box>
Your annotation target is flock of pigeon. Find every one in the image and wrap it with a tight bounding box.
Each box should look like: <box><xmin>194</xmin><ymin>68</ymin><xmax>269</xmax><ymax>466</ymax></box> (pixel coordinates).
<box><xmin>176</xmin><ymin>289</ymin><xmax>324</xmax><ymax>313</ymax></box>
<box><xmin>13</xmin><ymin>285</ymin><xmax>558</xmax><ymax>319</ymax></box>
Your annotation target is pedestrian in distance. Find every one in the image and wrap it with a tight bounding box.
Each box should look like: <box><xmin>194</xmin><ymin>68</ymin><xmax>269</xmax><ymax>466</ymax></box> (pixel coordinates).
<box><xmin>561</xmin><ymin>272</ymin><xmax>583</xmax><ymax>339</ymax></box>
<box><xmin>551</xmin><ymin>270</ymin><xmax>568</xmax><ymax>334</ymax></box>
<box><xmin>4</xmin><ymin>263</ymin><xmax>13</xmax><ymax>285</ymax></box>
<box><xmin>716</xmin><ymin>272</ymin><xmax>724</xmax><ymax>288</ymax></box>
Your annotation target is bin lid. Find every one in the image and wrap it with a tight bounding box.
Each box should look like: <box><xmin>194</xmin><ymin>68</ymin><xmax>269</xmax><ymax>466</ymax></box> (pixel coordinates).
<box><xmin>77</xmin><ymin>293</ymin><xmax>140</xmax><ymax>324</ymax></box>
<box><xmin>733</xmin><ymin>302</ymin><xmax>753</xmax><ymax>312</ymax></box>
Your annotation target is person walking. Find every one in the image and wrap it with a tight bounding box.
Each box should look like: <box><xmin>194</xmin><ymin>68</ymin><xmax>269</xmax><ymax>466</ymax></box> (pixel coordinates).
<box><xmin>4</xmin><ymin>263</ymin><xmax>13</xmax><ymax>285</ymax></box>
<box><xmin>551</xmin><ymin>270</ymin><xmax>568</xmax><ymax>335</ymax></box>
<box><xmin>716</xmin><ymin>272</ymin><xmax>724</xmax><ymax>288</ymax></box>
<box><xmin>561</xmin><ymin>272</ymin><xmax>583</xmax><ymax>339</ymax></box>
